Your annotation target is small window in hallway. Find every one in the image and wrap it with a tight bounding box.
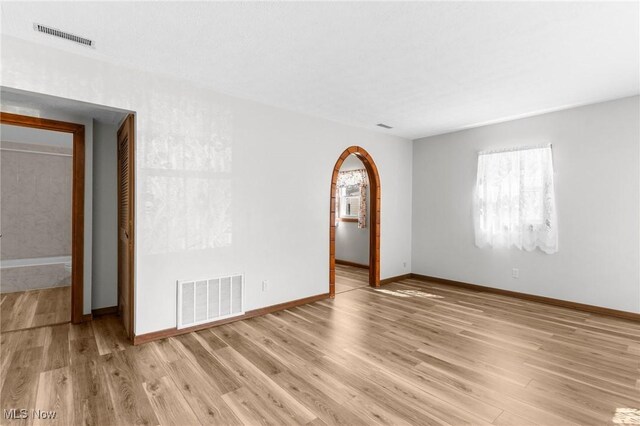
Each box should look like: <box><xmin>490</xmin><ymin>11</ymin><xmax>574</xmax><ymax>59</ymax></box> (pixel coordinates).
<box><xmin>338</xmin><ymin>184</ymin><xmax>360</xmax><ymax>219</ymax></box>
<box><xmin>335</xmin><ymin>162</ymin><xmax>368</xmax><ymax>228</ymax></box>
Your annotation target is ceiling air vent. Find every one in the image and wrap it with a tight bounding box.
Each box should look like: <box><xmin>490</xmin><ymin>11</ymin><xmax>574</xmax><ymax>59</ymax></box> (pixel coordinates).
<box><xmin>376</xmin><ymin>123</ymin><xmax>393</xmax><ymax>129</ymax></box>
<box><xmin>33</xmin><ymin>23</ymin><xmax>94</xmax><ymax>48</ymax></box>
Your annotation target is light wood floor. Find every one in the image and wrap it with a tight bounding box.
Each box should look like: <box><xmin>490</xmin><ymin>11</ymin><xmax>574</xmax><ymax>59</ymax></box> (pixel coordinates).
<box><xmin>335</xmin><ymin>264</ymin><xmax>369</xmax><ymax>294</ymax></box>
<box><xmin>0</xmin><ymin>287</ymin><xmax>70</xmax><ymax>333</ymax></box>
<box><xmin>1</xmin><ymin>274</ymin><xmax>640</xmax><ymax>425</ymax></box>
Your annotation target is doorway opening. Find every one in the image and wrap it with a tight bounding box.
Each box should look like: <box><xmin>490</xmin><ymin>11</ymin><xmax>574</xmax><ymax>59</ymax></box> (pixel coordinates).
<box><xmin>0</xmin><ymin>112</ymin><xmax>85</xmax><ymax>328</ymax></box>
<box><xmin>1</xmin><ymin>88</ymin><xmax>135</xmax><ymax>341</ymax></box>
<box><xmin>330</xmin><ymin>146</ymin><xmax>380</xmax><ymax>297</ymax></box>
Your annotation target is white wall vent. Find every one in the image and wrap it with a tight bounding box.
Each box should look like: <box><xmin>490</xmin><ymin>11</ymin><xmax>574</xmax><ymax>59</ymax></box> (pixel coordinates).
<box><xmin>33</xmin><ymin>23</ymin><xmax>94</xmax><ymax>48</ymax></box>
<box><xmin>177</xmin><ymin>274</ymin><xmax>244</xmax><ymax>329</ymax></box>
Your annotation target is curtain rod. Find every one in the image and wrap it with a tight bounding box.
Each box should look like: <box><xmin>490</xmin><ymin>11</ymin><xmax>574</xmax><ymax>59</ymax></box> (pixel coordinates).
<box><xmin>478</xmin><ymin>144</ymin><xmax>552</xmax><ymax>156</ymax></box>
<box><xmin>0</xmin><ymin>147</ymin><xmax>72</xmax><ymax>157</ymax></box>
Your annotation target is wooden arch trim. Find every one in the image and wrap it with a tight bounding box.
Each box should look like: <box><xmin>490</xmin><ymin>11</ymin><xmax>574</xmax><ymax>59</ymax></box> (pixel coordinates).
<box><xmin>330</xmin><ymin>146</ymin><xmax>380</xmax><ymax>297</ymax></box>
<box><xmin>0</xmin><ymin>112</ymin><xmax>85</xmax><ymax>324</ymax></box>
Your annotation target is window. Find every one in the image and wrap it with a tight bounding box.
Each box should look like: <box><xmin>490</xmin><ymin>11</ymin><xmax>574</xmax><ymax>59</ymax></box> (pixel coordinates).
<box><xmin>335</xmin><ymin>168</ymin><xmax>368</xmax><ymax>228</ymax></box>
<box><xmin>339</xmin><ymin>185</ymin><xmax>360</xmax><ymax>218</ymax></box>
<box><xmin>473</xmin><ymin>145</ymin><xmax>558</xmax><ymax>254</ymax></box>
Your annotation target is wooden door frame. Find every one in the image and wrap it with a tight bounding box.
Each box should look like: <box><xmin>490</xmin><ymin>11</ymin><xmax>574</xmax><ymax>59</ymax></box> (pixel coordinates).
<box><xmin>0</xmin><ymin>112</ymin><xmax>85</xmax><ymax>324</ymax></box>
<box><xmin>117</xmin><ymin>114</ymin><xmax>135</xmax><ymax>339</ymax></box>
<box><xmin>330</xmin><ymin>146</ymin><xmax>380</xmax><ymax>297</ymax></box>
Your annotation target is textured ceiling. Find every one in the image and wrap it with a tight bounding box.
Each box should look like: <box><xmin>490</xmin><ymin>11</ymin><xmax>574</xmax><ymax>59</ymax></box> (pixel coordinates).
<box><xmin>1</xmin><ymin>2</ymin><xmax>638</xmax><ymax>139</ymax></box>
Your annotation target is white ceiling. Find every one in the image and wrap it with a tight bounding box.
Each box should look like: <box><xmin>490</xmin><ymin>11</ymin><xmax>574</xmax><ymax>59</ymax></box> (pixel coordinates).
<box><xmin>1</xmin><ymin>2</ymin><xmax>638</xmax><ymax>139</ymax></box>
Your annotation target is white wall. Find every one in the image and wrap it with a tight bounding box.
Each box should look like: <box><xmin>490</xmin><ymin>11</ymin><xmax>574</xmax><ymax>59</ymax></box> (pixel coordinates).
<box><xmin>412</xmin><ymin>96</ymin><xmax>640</xmax><ymax>313</ymax></box>
<box><xmin>0</xmin><ymin>36</ymin><xmax>414</xmax><ymax>334</ymax></box>
<box><xmin>335</xmin><ymin>155</ymin><xmax>370</xmax><ymax>266</ymax></box>
<box><xmin>92</xmin><ymin>120</ymin><xmax>118</xmax><ymax>309</ymax></box>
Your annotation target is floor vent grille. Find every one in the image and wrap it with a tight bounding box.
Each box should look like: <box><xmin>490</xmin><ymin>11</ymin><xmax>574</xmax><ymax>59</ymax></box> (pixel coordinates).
<box><xmin>33</xmin><ymin>23</ymin><xmax>94</xmax><ymax>47</ymax></box>
<box><xmin>177</xmin><ymin>274</ymin><xmax>244</xmax><ymax>329</ymax></box>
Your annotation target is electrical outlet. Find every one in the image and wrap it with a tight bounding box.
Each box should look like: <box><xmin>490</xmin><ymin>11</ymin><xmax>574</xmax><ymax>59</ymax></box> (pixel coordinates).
<box><xmin>403</xmin><ymin>262</ymin><xmax>407</xmax><ymax>269</ymax></box>
<box><xmin>512</xmin><ymin>268</ymin><xmax>519</xmax><ymax>279</ymax></box>
<box><xmin>262</xmin><ymin>280</ymin><xmax>269</xmax><ymax>291</ymax></box>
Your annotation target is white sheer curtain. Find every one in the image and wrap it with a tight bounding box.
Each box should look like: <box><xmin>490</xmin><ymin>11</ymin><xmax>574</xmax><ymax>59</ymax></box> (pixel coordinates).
<box><xmin>473</xmin><ymin>145</ymin><xmax>558</xmax><ymax>254</ymax></box>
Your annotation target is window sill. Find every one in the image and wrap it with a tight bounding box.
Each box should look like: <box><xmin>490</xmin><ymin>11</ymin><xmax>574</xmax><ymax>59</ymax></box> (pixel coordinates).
<box><xmin>339</xmin><ymin>217</ymin><xmax>358</xmax><ymax>223</ymax></box>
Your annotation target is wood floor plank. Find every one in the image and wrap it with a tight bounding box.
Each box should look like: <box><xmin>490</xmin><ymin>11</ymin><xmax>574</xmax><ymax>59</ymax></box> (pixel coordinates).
<box><xmin>213</xmin><ymin>345</ymin><xmax>317</xmax><ymax>424</ymax></box>
<box><xmin>270</xmin><ymin>369</ymin><xmax>369</xmax><ymax>426</ymax></box>
<box><xmin>336</xmin><ymin>348</ymin><xmax>496</xmax><ymax>426</ymax></box>
<box><xmin>346</xmin><ymin>344</ymin><xmax>504</xmax><ymax>424</ymax></box>
<box><xmin>42</xmin><ymin>324</ymin><xmax>70</xmax><ymax>372</ymax></box>
<box><xmin>172</xmin><ymin>333</ymin><xmax>243</xmax><ymax>395</ymax></box>
<box><xmin>0</xmin><ymin>292</ymin><xmax>23</xmax><ymax>331</ymax></box>
<box><xmin>70</xmin><ymin>359</ymin><xmax>116</xmax><ymax>426</ymax></box>
<box><xmin>165</xmin><ymin>358</ymin><xmax>242</xmax><ymax>425</ymax></box>
<box><xmin>492</xmin><ymin>410</ymin><xmax>538</xmax><ymax>426</ymax></box>
<box><xmin>33</xmin><ymin>366</ymin><xmax>73</xmax><ymax>426</ymax></box>
<box><xmin>413</xmin><ymin>361</ymin><xmax>582</xmax><ymax>426</ymax></box>
<box><xmin>0</xmin><ymin>347</ymin><xmax>43</xmax><ymax>421</ymax></box>
<box><xmin>54</xmin><ymin>287</ymin><xmax>71</xmax><ymax>324</ymax></box>
<box><xmin>168</xmin><ymin>360</ymin><xmax>242</xmax><ymax>425</ymax></box>
<box><xmin>221</xmin><ymin>386</ymin><xmax>285</xmax><ymax>426</ymax></box>
<box><xmin>143</xmin><ymin>375</ymin><xmax>200</xmax><ymax>426</ymax></box>
<box><xmin>6</xmin><ymin>291</ymin><xmax>39</xmax><ymax>332</ymax></box>
<box><xmin>69</xmin><ymin>337</ymin><xmax>99</xmax><ymax>366</ymax></box>
<box><xmin>92</xmin><ymin>315</ymin><xmax>128</xmax><ymax>355</ymax></box>
<box><xmin>0</xmin><ymin>287</ymin><xmax>70</xmax><ymax>333</ymax></box>
<box><xmin>211</xmin><ymin>323</ymin><xmax>288</xmax><ymax>376</ymax></box>
<box><xmin>100</xmin><ymin>351</ymin><xmax>159</xmax><ymax>426</ymax></box>
<box><xmin>123</xmin><ymin>342</ymin><xmax>169</xmax><ymax>384</ymax></box>
<box><xmin>68</xmin><ymin>321</ymin><xmax>94</xmax><ymax>341</ymax></box>
<box><xmin>0</xmin><ymin>331</ymin><xmax>21</xmax><ymax>387</ymax></box>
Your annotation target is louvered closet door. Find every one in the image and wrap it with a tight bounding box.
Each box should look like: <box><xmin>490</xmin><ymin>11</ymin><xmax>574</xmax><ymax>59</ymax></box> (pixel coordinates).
<box><xmin>117</xmin><ymin>114</ymin><xmax>134</xmax><ymax>339</ymax></box>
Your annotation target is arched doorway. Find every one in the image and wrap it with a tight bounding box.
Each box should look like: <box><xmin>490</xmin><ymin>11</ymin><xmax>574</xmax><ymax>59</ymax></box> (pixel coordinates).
<box><xmin>330</xmin><ymin>146</ymin><xmax>380</xmax><ymax>297</ymax></box>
